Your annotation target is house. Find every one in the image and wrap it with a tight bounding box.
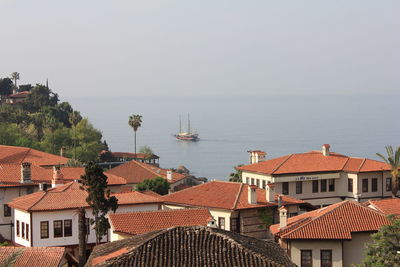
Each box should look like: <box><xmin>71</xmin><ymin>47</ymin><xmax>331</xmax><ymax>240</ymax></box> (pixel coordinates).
<box><xmin>85</xmin><ymin>226</ymin><xmax>296</xmax><ymax>267</ymax></box>
<box><xmin>0</xmin><ymin>145</ymin><xmax>69</xmax><ymax>167</ymax></box>
<box><xmin>238</xmin><ymin>144</ymin><xmax>393</xmax><ymax>207</ymax></box>
<box><xmin>108</xmin><ymin>208</ymin><xmax>213</xmax><ymax>241</ymax></box>
<box><xmin>100</xmin><ymin>151</ymin><xmax>160</xmax><ymax>166</ymax></box>
<box><xmin>105</xmin><ymin>160</ymin><xmax>201</xmax><ymax>192</ymax></box>
<box><xmin>363</xmin><ymin>197</ymin><xmax>400</xmax><ymax>215</ymax></box>
<box><xmin>270</xmin><ymin>200</ymin><xmax>390</xmax><ymax>267</ymax></box>
<box><xmin>7</xmin><ymin>180</ymin><xmax>162</xmax><ymax>257</ymax></box>
<box><xmin>161</xmin><ymin>180</ymin><xmax>311</xmax><ymax>239</ymax></box>
<box><xmin>0</xmin><ymin>163</ymin><xmax>126</xmax><ymax>241</ymax></box>
<box><xmin>0</xmin><ymin>246</ymin><xmax>76</xmax><ymax>267</ymax></box>
<box><xmin>4</xmin><ymin>91</ymin><xmax>30</xmax><ymax>104</ymax></box>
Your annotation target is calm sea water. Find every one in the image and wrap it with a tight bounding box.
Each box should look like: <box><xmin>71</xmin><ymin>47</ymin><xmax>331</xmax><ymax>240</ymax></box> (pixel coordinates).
<box><xmin>64</xmin><ymin>95</ymin><xmax>399</xmax><ymax>180</ymax></box>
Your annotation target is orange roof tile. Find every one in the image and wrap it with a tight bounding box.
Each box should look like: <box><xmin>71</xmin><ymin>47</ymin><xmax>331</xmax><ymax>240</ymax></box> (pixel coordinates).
<box><xmin>238</xmin><ymin>150</ymin><xmax>390</xmax><ymax>175</ymax></box>
<box><xmin>0</xmin><ymin>145</ymin><xmax>69</xmax><ymax>166</ymax></box>
<box><xmin>270</xmin><ymin>201</ymin><xmax>390</xmax><ymax>240</ymax></box>
<box><xmin>9</xmin><ymin>182</ymin><xmax>162</xmax><ymax>212</ymax></box>
<box><xmin>0</xmin><ymin>164</ymin><xmax>126</xmax><ymax>186</ymax></box>
<box><xmin>365</xmin><ymin>198</ymin><xmax>400</xmax><ymax>215</ymax></box>
<box><xmin>0</xmin><ymin>247</ymin><xmax>65</xmax><ymax>267</ymax></box>
<box><xmin>106</xmin><ymin>160</ymin><xmax>186</xmax><ymax>184</ymax></box>
<box><xmin>109</xmin><ymin>208</ymin><xmax>212</xmax><ymax>236</ymax></box>
<box><xmin>162</xmin><ymin>181</ymin><xmax>305</xmax><ymax>210</ymax></box>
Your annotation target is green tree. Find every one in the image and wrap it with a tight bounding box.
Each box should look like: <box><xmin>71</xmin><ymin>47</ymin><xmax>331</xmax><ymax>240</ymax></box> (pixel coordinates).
<box><xmin>376</xmin><ymin>146</ymin><xmax>400</xmax><ymax>198</ymax></box>
<box><xmin>136</xmin><ymin>177</ymin><xmax>170</xmax><ymax>195</ymax></box>
<box><xmin>80</xmin><ymin>162</ymin><xmax>118</xmax><ymax>244</ymax></box>
<box><xmin>24</xmin><ymin>84</ymin><xmax>59</xmax><ymax>112</ymax></box>
<box><xmin>0</xmin><ymin>78</ymin><xmax>13</xmax><ymax>99</ymax></box>
<box><xmin>74</xmin><ymin>118</ymin><xmax>104</xmax><ymax>162</ymax></box>
<box><xmin>69</xmin><ymin>111</ymin><xmax>82</xmax><ymax>160</ymax></box>
<box><xmin>18</xmin><ymin>84</ymin><xmax>33</xmax><ymax>92</ymax></box>
<box><xmin>128</xmin><ymin>114</ymin><xmax>142</xmax><ymax>155</ymax></box>
<box><xmin>139</xmin><ymin>145</ymin><xmax>154</xmax><ymax>159</ymax></box>
<box><xmin>229</xmin><ymin>165</ymin><xmax>243</xmax><ymax>182</ymax></box>
<box><xmin>363</xmin><ymin>215</ymin><xmax>400</xmax><ymax>266</ymax></box>
<box><xmin>10</xmin><ymin>72</ymin><xmax>20</xmax><ymax>88</ymax></box>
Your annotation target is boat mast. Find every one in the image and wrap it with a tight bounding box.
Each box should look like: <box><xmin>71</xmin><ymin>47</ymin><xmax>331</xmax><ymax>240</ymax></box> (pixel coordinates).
<box><xmin>179</xmin><ymin>115</ymin><xmax>182</xmax><ymax>133</ymax></box>
<box><xmin>188</xmin><ymin>113</ymin><xmax>190</xmax><ymax>134</ymax></box>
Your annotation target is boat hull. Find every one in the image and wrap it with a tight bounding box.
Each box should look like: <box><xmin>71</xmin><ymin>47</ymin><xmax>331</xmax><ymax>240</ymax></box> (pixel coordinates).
<box><xmin>174</xmin><ymin>134</ymin><xmax>199</xmax><ymax>141</ymax></box>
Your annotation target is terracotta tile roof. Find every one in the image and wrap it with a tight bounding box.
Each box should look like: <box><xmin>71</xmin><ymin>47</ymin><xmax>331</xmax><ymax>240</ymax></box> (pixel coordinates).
<box><xmin>108</xmin><ymin>152</ymin><xmax>159</xmax><ymax>160</ymax></box>
<box><xmin>162</xmin><ymin>181</ymin><xmax>305</xmax><ymax>210</ymax></box>
<box><xmin>9</xmin><ymin>182</ymin><xmax>162</xmax><ymax>212</ymax></box>
<box><xmin>364</xmin><ymin>198</ymin><xmax>400</xmax><ymax>215</ymax></box>
<box><xmin>270</xmin><ymin>201</ymin><xmax>390</xmax><ymax>240</ymax></box>
<box><xmin>106</xmin><ymin>160</ymin><xmax>186</xmax><ymax>184</ymax></box>
<box><xmin>0</xmin><ymin>247</ymin><xmax>65</xmax><ymax>267</ymax></box>
<box><xmin>109</xmin><ymin>208</ymin><xmax>212</xmax><ymax>236</ymax></box>
<box><xmin>238</xmin><ymin>149</ymin><xmax>390</xmax><ymax>175</ymax></box>
<box><xmin>86</xmin><ymin>226</ymin><xmax>296</xmax><ymax>267</ymax></box>
<box><xmin>0</xmin><ymin>164</ymin><xmax>126</xmax><ymax>186</ymax></box>
<box><xmin>140</xmin><ymin>190</ymin><xmax>162</xmax><ymax>197</ymax></box>
<box><xmin>0</xmin><ymin>145</ymin><xmax>69</xmax><ymax>166</ymax></box>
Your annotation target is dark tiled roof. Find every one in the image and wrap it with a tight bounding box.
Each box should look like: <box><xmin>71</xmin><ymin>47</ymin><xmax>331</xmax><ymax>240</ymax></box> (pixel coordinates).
<box><xmin>87</xmin><ymin>226</ymin><xmax>295</xmax><ymax>267</ymax></box>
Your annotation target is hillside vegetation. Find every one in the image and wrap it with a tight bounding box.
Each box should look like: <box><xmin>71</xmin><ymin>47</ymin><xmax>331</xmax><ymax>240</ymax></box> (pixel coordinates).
<box><xmin>0</xmin><ymin>77</ymin><xmax>106</xmax><ymax>163</ymax></box>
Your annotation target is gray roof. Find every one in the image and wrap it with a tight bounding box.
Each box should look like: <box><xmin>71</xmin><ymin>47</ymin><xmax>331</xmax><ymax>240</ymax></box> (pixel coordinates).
<box><xmin>86</xmin><ymin>226</ymin><xmax>295</xmax><ymax>267</ymax></box>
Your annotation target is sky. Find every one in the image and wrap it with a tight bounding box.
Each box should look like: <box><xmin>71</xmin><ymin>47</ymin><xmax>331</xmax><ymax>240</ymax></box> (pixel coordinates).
<box><xmin>1</xmin><ymin>0</ymin><xmax>399</xmax><ymax>97</ymax></box>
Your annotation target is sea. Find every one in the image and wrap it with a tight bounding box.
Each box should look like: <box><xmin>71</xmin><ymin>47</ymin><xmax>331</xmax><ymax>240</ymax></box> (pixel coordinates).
<box><xmin>64</xmin><ymin>95</ymin><xmax>399</xmax><ymax>181</ymax></box>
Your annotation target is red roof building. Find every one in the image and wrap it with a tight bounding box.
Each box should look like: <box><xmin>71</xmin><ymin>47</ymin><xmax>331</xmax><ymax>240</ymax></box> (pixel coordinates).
<box><xmin>162</xmin><ymin>181</ymin><xmax>311</xmax><ymax>239</ymax></box>
<box><xmin>238</xmin><ymin>144</ymin><xmax>394</xmax><ymax>207</ymax></box>
<box><xmin>363</xmin><ymin>198</ymin><xmax>400</xmax><ymax>216</ymax></box>
<box><xmin>109</xmin><ymin>208</ymin><xmax>213</xmax><ymax>240</ymax></box>
<box><xmin>270</xmin><ymin>201</ymin><xmax>390</xmax><ymax>266</ymax></box>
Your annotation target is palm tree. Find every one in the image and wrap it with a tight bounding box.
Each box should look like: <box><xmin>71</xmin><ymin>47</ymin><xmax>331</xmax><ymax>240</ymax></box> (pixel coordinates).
<box><xmin>10</xmin><ymin>72</ymin><xmax>20</xmax><ymax>88</ymax></box>
<box><xmin>376</xmin><ymin>146</ymin><xmax>400</xmax><ymax>198</ymax></box>
<box><xmin>128</xmin><ymin>114</ymin><xmax>142</xmax><ymax>155</ymax></box>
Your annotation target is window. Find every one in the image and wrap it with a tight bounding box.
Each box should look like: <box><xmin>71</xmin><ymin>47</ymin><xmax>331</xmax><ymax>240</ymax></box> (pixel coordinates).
<box><xmin>251</xmin><ymin>178</ymin><xmax>254</xmax><ymax>185</ymax></box>
<box><xmin>26</xmin><ymin>223</ymin><xmax>29</xmax><ymax>241</ymax></box>
<box><xmin>300</xmin><ymin>250</ymin><xmax>312</xmax><ymax>267</ymax></box>
<box><xmin>296</xmin><ymin>181</ymin><xmax>302</xmax><ymax>194</ymax></box>
<box><xmin>321</xmin><ymin>250</ymin><xmax>332</xmax><ymax>267</ymax></box>
<box><xmin>312</xmin><ymin>180</ymin><xmax>319</xmax><ymax>193</ymax></box>
<box><xmin>21</xmin><ymin>222</ymin><xmax>25</xmax><ymax>239</ymax></box>
<box><xmin>262</xmin><ymin>180</ymin><xmax>266</xmax><ymax>189</ymax></box>
<box><xmin>372</xmin><ymin>178</ymin><xmax>378</xmax><ymax>192</ymax></box>
<box><xmin>218</xmin><ymin>217</ymin><xmax>225</xmax><ymax>230</ymax></box>
<box><xmin>256</xmin><ymin>179</ymin><xmax>260</xmax><ymax>187</ymax></box>
<box><xmin>16</xmin><ymin>220</ymin><xmax>20</xmax><ymax>236</ymax></box>
<box><xmin>386</xmin><ymin>178</ymin><xmax>392</xmax><ymax>191</ymax></box>
<box><xmin>328</xmin><ymin>179</ymin><xmax>335</xmax><ymax>192</ymax></box>
<box><xmin>348</xmin><ymin>179</ymin><xmax>353</xmax><ymax>192</ymax></box>
<box><xmin>230</xmin><ymin>217</ymin><xmax>240</xmax><ymax>233</ymax></box>
<box><xmin>54</xmin><ymin>220</ymin><xmax>63</xmax><ymax>238</ymax></box>
<box><xmin>3</xmin><ymin>205</ymin><xmax>11</xmax><ymax>217</ymax></box>
<box><xmin>246</xmin><ymin>177</ymin><xmax>249</xmax><ymax>184</ymax></box>
<box><xmin>40</xmin><ymin>221</ymin><xmax>49</xmax><ymax>239</ymax></box>
<box><xmin>320</xmin><ymin>180</ymin><xmax>327</xmax><ymax>192</ymax></box>
<box><xmin>64</xmin><ymin>220</ymin><xmax>72</xmax><ymax>237</ymax></box>
<box><xmin>282</xmin><ymin>182</ymin><xmax>289</xmax><ymax>195</ymax></box>
<box><xmin>362</xmin><ymin>179</ymin><xmax>368</xmax><ymax>193</ymax></box>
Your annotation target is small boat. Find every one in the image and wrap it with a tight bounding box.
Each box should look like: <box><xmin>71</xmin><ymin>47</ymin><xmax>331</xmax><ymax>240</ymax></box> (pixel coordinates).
<box><xmin>175</xmin><ymin>115</ymin><xmax>199</xmax><ymax>141</ymax></box>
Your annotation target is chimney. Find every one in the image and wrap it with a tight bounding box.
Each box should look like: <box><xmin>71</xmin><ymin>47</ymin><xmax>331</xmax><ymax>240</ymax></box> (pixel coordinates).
<box><xmin>166</xmin><ymin>170</ymin><xmax>173</xmax><ymax>181</ymax></box>
<box><xmin>248</xmin><ymin>150</ymin><xmax>267</xmax><ymax>164</ymax></box>
<box><xmin>279</xmin><ymin>206</ymin><xmax>287</xmax><ymax>228</ymax></box>
<box><xmin>322</xmin><ymin>144</ymin><xmax>330</xmax><ymax>156</ymax></box>
<box><xmin>266</xmin><ymin>183</ymin><xmax>275</xmax><ymax>203</ymax></box>
<box><xmin>52</xmin><ymin>166</ymin><xmax>64</xmax><ymax>188</ymax></box>
<box><xmin>20</xmin><ymin>162</ymin><xmax>32</xmax><ymax>183</ymax></box>
<box><xmin>247</xmin><ymin>185</ymin><xmax>257</xmax><ymax>204</ymax></box>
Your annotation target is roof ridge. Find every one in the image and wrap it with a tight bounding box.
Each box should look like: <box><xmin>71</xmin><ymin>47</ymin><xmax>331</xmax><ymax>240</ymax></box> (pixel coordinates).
<box><xmin>357</xmin><ymin>158</ymin><xmax>367</xmax><ymax>172</ymax></box>
<box><xmin>232</xmin><ymin>183</ymin><xmax>244</xmax><ymax>209</ymax></box>
<box><xmin>28</xmin><ymin>191</ymin><xmax>48</xmax><ymax>211</ymax></box>
<box><xmin>340</xmin><ymin>157</ymin><xmax>350</xmax><ymax>171</ymax></box>
<box><xmin>110</xmin><ymin>207</ymin><xmax>207</xmax><ymax>217</ymax></box>
<box><xmin>271</xmin><ymin>154</ymin><xmax>294</xmax><ymax>174</ymax></box>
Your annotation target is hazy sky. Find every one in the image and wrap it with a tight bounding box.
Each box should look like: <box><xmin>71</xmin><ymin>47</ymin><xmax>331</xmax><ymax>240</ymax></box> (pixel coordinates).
<box><xmin>1</xmin><ymin>0</ymin><xmax>399</xmax><ymax>97</ymax></box>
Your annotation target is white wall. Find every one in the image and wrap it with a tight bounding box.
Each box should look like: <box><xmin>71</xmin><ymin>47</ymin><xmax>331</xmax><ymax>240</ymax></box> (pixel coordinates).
<box><xmin>14</xmin><ymin>203</ymin><xmax>159</xmax><ymax>247</ymax></box>
<box><xmin>14</xmin><ymin>209</ymin><xmax>31</xmax><ymax>247</ymax></box>
<box><xmin>290</xmin><ymin>240</ymin><xmax>342</xmax><ymax>267</ymax></box>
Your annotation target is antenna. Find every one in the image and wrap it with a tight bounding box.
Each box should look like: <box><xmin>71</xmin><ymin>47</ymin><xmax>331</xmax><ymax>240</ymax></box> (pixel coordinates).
<box><xmin>188</xmin><ymin>113</ymin><xmax>190</xmax><ymax>133</ymax></box>
<box><xmin>179</xmin><ymin>115</ymin><xmax>182</xmax><ymax>133</ymax></box>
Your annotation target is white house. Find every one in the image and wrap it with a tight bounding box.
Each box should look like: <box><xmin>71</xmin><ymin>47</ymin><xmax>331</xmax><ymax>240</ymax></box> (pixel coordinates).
<box><xmin>238</xmin><ymin>144</ymin><xmax>394</xmax><ymax>207</ymax></box>
<box><xmin>8</xmin><ymin>176</ymin><xmax>162</xmax><ymax>257</ymax></box>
